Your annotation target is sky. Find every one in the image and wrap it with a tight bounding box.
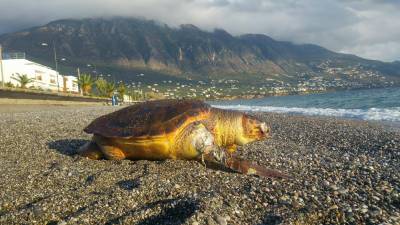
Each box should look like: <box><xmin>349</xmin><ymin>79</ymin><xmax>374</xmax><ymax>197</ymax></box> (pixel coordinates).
<box><xmin>0</xmin><ymin>0</ymin><xmax>399</xmax><ymax>62</ymax></box>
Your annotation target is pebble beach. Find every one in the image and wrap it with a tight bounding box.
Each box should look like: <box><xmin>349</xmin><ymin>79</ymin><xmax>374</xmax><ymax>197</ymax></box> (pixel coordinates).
<box><xmin>0</xmin><ymin>105</ymin><xmax>399</xmax><ymax>224</ymax></box>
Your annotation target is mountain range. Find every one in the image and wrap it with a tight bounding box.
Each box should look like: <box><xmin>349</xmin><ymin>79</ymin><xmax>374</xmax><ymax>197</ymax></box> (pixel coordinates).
<box><xmin>1</xmin><ymin>17</ymin><xmax>399</xmax><ymax>88</ymax></box>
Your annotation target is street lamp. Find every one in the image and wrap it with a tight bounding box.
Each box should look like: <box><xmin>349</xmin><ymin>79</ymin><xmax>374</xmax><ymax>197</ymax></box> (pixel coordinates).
<box><xmin>53</xmin><ymin>41</ymin><xmax>60</xmax><ymax>92</ymax></box>
<box><xmin>41</xmin><ymin>42</ymin><xmax>60</xmax><ymax>92</ymax></box>
<box><xmin>0</xmin><ymin>44</ymin><xmax>4</xmax><ymax>88</ymax></box>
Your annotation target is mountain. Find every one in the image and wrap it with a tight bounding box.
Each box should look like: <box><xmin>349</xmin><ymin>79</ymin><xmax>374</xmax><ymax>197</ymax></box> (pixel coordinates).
<box><xmin>1</xmin><ymin>17</ymin><xmax>399</xmax><ymax>89</ymax></box>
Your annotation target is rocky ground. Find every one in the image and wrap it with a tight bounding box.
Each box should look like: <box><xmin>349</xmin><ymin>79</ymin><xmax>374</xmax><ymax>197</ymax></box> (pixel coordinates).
<box><xmin>0</xmin><ymin>105</ymin><xmax>399</xmax><ymax>225</ymax></box>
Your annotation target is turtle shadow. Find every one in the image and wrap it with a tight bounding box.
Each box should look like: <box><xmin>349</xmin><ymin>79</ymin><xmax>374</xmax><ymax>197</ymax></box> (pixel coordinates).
<box><xmin>0</xmin><ymin>195</ymin><xmax>51</xmax><ymax>217</ymax></box>
<box><xmin>47</xmin><ymin>139</ymin><xmax>88</xmax><ymax>156</ymax></box>
<box><xmin>105</xmin><ymin>197</ymin><xmax>199</xmax><ymax>225</ymax></box>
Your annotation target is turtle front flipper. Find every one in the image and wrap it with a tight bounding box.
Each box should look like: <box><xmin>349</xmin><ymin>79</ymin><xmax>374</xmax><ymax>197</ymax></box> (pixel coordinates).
<box><xmin>225</xmin><ymin>156</ymin><xmax>289</xmax><ymax>179</ymax></box>
<box><xmin>174</xmin><ymin>122</ymin><xmax>215</xmax><ymax>160</ymax></box>
<box><xmin>203</xmin><ymin>150</ymin><xmax>289</xmax><ymax>179</ymax></box>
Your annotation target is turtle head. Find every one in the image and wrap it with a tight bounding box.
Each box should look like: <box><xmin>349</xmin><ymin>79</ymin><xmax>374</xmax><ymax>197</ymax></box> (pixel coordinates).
<box><xmin>236</xmin><ymin>114</ymin><xmax>270</xmax><ymax>145</ymax></box>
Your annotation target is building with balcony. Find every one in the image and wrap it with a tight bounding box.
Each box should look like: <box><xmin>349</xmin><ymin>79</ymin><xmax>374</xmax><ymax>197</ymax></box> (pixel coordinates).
<box><xmin>1</xmin><ymin>53</ymin><xmax>78</xmax><ymax>93</ymax></box>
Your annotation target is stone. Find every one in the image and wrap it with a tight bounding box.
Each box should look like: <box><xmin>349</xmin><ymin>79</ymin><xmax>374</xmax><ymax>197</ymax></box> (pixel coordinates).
<box><xmin>215</xmin><ymin>215</ymin><xmax>227</xmax><ymax>225</ymax></box>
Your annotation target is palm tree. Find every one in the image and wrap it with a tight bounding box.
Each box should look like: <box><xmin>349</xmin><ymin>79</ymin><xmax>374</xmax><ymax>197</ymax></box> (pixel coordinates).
<box><xmin>94</xmin><ymin>78</ymin><xmax>117</xmax><ymax>98</ymax></box>
<box><xmin>95</xmin><ymin>78</ymin><xmax>109</xmax><ymax>97</ymax></box>
<box><xmin>11</xmin><ymin>74</ymin><xmax>34</xmax><ymax>89</ymax></box>
<box><xmin>105</xmin><ymin>81</ymin><xmax>116</xmax><ymax>98</ymax></box>
<box><xmin>76</xmin><ymin>74</ymin><xmax>94</xmax><ymax>95</ymax></box>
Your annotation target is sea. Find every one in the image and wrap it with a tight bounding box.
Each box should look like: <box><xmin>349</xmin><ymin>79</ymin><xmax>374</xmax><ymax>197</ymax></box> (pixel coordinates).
<box><xmin>210</xmin><ymin>87</ymin><xmax>400</xmax><ymax>124</ymax></box>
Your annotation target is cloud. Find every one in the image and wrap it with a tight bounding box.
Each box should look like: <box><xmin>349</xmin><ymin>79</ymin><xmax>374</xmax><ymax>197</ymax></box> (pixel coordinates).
<box><xmin>0</xmin><ymin>0</ymin><xmax>399</xmax><ymax>61</ymax></box>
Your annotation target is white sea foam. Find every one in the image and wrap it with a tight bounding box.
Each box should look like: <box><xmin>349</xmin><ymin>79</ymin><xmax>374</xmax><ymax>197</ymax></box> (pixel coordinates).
<box><xmin>212</xmin><ymin>105</ymin><xmax>400</xmax><ymax>122</ymax></box>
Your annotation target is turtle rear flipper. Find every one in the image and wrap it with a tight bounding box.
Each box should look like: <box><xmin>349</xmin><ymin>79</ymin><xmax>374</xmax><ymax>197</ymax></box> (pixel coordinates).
<box><xmin>78</xmin><ymin>141</ymin><xmax>104</xmax><ymax>160</ymax></box>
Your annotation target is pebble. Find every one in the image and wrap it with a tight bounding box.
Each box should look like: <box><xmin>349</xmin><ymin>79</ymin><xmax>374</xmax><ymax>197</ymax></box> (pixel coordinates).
<box><xmin>326</xmin><ymin>196</ymin><xmax>332</xmax><ymax>203</ymax></box>
<box><xmin>32</xmin><ymin>206</ymin><xmax>43</xmax><ymax>217</ymax></box>
<box><xmin>330</xmin><ymin>185</ymin><xmax>339</xmax><ymax>191</ymax></box>
<box><xmin>215</xmin><ymin>215</ymin><xmax>227</xmax><ymax>225</ymax></box>
<box><xmin>234</xmin><ymin>209</ymin><xmax>242</xmax><ymax>216</ymax></box>
<box><xmin>361</xmin><ymin>208</ymin><xmax>369</xmax><ymax>214</ymax></box>
<box><xmin>370</xmin><ymin>206</ymin><xmax>382</xmax><ymax>217</ymax></box>
<box><xmin>207</xmin><ymin>217</ymin><xmax>216</xmax><ymax>225</ymax></box>
<box><xmin>360</xmin><ymin>209</ymin><xmax>368</xmax><ymax>213</ymax></box>
<box><xmin>329</xmin><ymin>204</ymin><xmax>338</xmax><ymax>210</ymax></box>
<box><xmin>292</xmin><ymin>200</ymin><xmax>302</xmax><ymax>209</ymax></box>
<box><xmin>311</xmin><ymin>186</ymin><xmax>317</xmax><ymax>192</ymax></box>
<box><xmin>372</xmin><ymin>195</ymin><xmax>380</xmax><ymax>201</ymax></box>
<box><xmin>279</xmin><ymin>195</ymin><xmax>290</xmax><ymax>204</ymax></box>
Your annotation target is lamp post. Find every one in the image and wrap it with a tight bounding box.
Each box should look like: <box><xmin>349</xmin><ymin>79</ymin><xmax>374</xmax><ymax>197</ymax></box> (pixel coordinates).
<box><xmin>0</xmin><ymin>44</ymin><xmax>4</xmax><ymax>88</ymax></box>
<box><xmin>41</xmin><ymin>42</ymin><xmax>60</xmax><ymax>92</ymax></box>
<box><xmin>77</xmin><ymin>67</ymin><xmax>82</xmax><ymax>95</ymax></box>
<box><xmin>53</xmin><ymin>41</ymin><xmax>60</xmax><ymax>92</ymax></box>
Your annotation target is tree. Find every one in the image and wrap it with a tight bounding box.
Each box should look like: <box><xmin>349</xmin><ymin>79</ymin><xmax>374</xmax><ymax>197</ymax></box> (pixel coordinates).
<box><xmin>95</xmin><ymin>78</ymin><xmax>108</xmax><ymax>97</ymax></box>
<box><xmin>94</xmin><ymin>78</ymin><xmax>117</xmax><ymax>98</ymax></box>
<box><xmin>105</xmin><ymin>81</ymin><xmax>116</xmax><ymax>98</ymax></box>
<box><xmin>5</xmin><ymin>82</ymin><xmax>14</xmax><ymax>88</ymax></box>
<box><xmin>76</xmin><ymin>74</ymin><xmax>94</xmax><ymax>95</ymax></box>
<box><xmin>117</xmin><ymin>82</ymin><xmax>126</xmax><ymax>102</ymax></box>
<box><xmin>128</xmin><ymin>88</ymin><xmax>140</xmax><ymax>101</ymax></box>
<box><xmin>11</xmin><ymin>73</ymin><xmax>34</xmax><ymax>89</ymax></box>
<box><xmin>146</xmin><ymin>91</ymin><xmax>164</xmax><ymax>100</ymax></box>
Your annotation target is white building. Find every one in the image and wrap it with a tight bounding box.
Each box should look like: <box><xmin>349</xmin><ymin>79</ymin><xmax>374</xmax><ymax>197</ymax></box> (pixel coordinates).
<box><xmin>62</xmin><ymin>75</ymin><xmax>79</xmax><ymax>93</ymax></box>
<box><xmin>1</xmin><ymin>58</ymin><xmax>78</xmax><ymax>93</ymax></box>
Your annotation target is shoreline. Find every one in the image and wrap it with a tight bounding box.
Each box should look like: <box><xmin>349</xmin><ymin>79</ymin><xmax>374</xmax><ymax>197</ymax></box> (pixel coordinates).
<box><xmin>0</xmin><ymin>105</ymin><xmax>399</xmax><ymax>224</ymax></box>
<box><xmin>213</xmin><ymin>105</ymin><xmax>400</xmax><ymax>129</ymax></box>
<box><xmin>210</xmin><ymin>86</ymin><xmax>400</xmax><ymax>125</ymax></box>
<box><xmin>209</xmin><ymin>85</ymin><xmax>398</xmax><ymax>101</ymax></box>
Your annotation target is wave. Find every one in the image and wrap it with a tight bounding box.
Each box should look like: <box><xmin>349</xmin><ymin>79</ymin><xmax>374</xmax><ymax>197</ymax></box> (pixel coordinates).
<box><xmin>212</xmin><ymin>104</ymin><xmax>400</xmax><ymax>122</ymax></box>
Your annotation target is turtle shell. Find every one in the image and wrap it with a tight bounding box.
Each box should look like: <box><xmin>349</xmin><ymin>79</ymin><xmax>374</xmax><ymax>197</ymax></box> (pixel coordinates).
<box><xmin>84</xmin><ymin>99</ymin><xmax>211</xmax><ymax>138</ymax></box>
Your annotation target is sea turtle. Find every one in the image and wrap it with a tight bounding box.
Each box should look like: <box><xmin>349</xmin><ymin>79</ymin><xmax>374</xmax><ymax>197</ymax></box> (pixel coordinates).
<box><xmin>79</xmin><ymin>99</ymin><xmax>286</xmax><ymax>178</ymax></box>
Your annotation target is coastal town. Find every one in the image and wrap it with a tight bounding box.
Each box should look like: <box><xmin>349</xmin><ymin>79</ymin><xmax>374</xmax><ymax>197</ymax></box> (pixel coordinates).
<box><xmin>0</xmin><ymin>50</ymin><xmax>397</xmax><ymax>101</ymax></box>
